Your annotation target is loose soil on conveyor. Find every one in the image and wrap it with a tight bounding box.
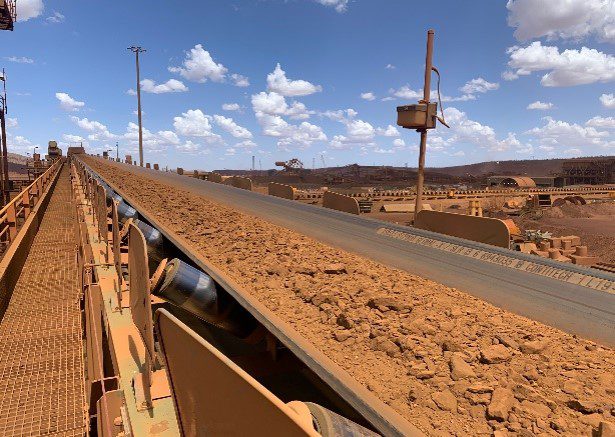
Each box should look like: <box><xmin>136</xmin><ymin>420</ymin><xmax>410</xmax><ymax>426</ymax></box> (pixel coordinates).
<box><xmin>87</xmin><ymin>158</ymin><xmax>615</xmax><ymax>437</ymax></box>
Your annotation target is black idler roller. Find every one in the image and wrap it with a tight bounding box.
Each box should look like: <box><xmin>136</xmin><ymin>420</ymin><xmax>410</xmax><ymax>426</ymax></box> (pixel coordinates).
<box><xmin>133</xmin><ymin>219</ymin><xmax>165</xmax><ymax>271</ymax></box>
<box><xmin>117</xmin><ymin>201</ymin><xmax>138</xmax><ymax>223</ymax></box>
<box><xmin>104</xmin><ymin>186</ymin><xmax>123</xmax><ymax>205</ymax></box>
<box><xmin>156</xmin><ymin>259</ymin><xmax>257</xmax><ymax>338</ymax></box>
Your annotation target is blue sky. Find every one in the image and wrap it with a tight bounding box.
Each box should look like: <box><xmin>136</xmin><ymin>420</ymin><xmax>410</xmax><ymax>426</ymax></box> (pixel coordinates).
<box><xmin>2</xmin><ymin>0</ymin><xmax>614</xmax><ymax>170</ymax></box>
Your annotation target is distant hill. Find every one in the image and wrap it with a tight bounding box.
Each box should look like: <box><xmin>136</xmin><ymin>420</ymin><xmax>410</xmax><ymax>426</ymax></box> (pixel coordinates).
<box><xmin>429</xmin><ymin>156</ymin><xmax>615</xmax><ymax>178</ymax></box>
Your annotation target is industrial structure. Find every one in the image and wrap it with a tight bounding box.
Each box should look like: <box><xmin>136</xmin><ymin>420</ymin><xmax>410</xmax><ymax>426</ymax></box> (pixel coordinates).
<box><xmin>561</xmin><ymin>157</ymin><xmax>615</xmax><ymax>185</ymax></box>
<box><xmin>0</xmin><ymin>150</ymin><xmax>613</xmax><ymax>436</ymax></box>
<box><xmin>0</xmin><ymin>0</ymin><xmax>15</xmax><ymax>31</ymax></box>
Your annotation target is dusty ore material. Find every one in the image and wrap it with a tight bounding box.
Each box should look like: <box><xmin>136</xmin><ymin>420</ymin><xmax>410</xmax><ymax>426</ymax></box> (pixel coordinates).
<box><xmin>87</xmin><ymin>158</ymin><xmax>615</xmax><ymax>437</ymax></box>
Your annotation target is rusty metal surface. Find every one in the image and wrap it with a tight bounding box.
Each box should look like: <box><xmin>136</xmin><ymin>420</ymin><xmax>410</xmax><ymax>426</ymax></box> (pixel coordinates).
<box><xmin>415</xmin><ymin>210</ymin><xmax>511</xmax><ymax>248</ymax></box>
<box><xmin>73</xmin><ymin>160</ymin><xmax>179</xmax><ymax>436</ymax></box>
<box><xmin>0</xmin><ymin>165</ymin><xmax>86</xmax><ymax>436</ymax></box>
<box><xmin>268</xmin><ymin>182</ymin><xmax>296</xmax><ymax>200</ymax></box>
<box><xmin>322</xmin><ymin>191</ymin><xmax>360</xmax><ymax>215</ymax></box>
<box><xmin>156</xmin><ymin>309</ymin><xmax>320</xmax><ymax>437</ymax></box>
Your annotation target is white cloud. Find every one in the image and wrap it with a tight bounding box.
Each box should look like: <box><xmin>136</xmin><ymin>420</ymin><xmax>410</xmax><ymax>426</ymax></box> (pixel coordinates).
<box><xmin>385</xmin><ymin>64</ymin><xmax>396</xmax><ymax>70</ymax></box>
<box><xmin>360</xmin><ymin>92</ymin><xmax>376</xmax><ymax>101</ymax></box>
<box><xmin>251</xmin><ymin>91</ymin><xmax>312</xmax><ymax>120</ymax></box>
<box><xmin>56</xmin><ymin>92</ymin><xmax>85</xmax><ymax>112</ymax></box>
<box><xmin>231</xmin><ymin>73</ymin><xmax>250</xmax><ymax>87</ymax></box>
<box><xmin>71</xmin><ymin>116</ymin><xmax>108</xmax><ymax>132</ymax></box>
<box><xmin>9</xmin><ymin>135</ymin><xmax>37</xmax><ymax>153</ymax></box>
<box><xmin>393</xmin><ymin>138</ymin><xmax>406</xmax><ymax>148</ymax></box>
<box><xmin>346</xmin><ymin>119</ymin><xmax>375</xmax><ymax>139</ymax></box>
<box><xmin>377</xmin><ymin>125</ymin><xmax>400</xmax><ymax>137</ymax></box>
<box><xmin>526</xmin><ymin>116</ymin><xmax>611</xmax><ymax>149</ymax></box>
<box><xmin>255</xmin><ymin>113</ymin><xmax>326</xmax><ymax>150</ymax></box>
<box><xmin>435</xmin><ymin>107</ymin><xmax>526</xmax><ymax>152</ymax></box>
<box><xmin>314</xmin><ymin>0</ymin><xmax>348</xmax><ymax>13</ymax></box>
<box><xmin>586</xmin><ymin>116</ymin><xmax>615</xmax><ymax>128</ymax></box>
<box><xmin>600</xmin><ymin>93</ymin><xmax>615</xmax><ymax>108</ymax></box>
<box><xmin>157</xmin><ymin>130</ymin><xmax>181</xmax><ymax>145</ymax></box>
<box><xmin>564</xmin><ymin>148</ymin><xmax>583</xmax><ymax>155</ymax></box>
<box><xmin>527</xmin><ymin>101</ymin><xmax>554</xmax><ymax>110</ymax></box>
<box><xmin>389</xmin><ymin>85</ymin><xmax>477</xmax><ymax>102</ymax></box>
<box><xmin>502</xmin><ymin>70</ymin><xmax>522</xmax><ymax>81</ymax></box>
<box><xmin>506</xmin><ymin>42</ymin><xmax>615</xmax><ymax>86</ymax></box>
<box><xmin>62</xmin><ymin>134</ymin><xmax>85</xmax><ymax>143</ymax></box>
<box><xmin>325</xmin><ymin>109</ymin><xmax>378</xmax><ymax>150</ymax></box>
<box><xmin>235</xmin><ymin>140</ymin><xmax>257</xmax><ymax>149</ymax></box>
<box><xmin>6</xmin><ymin>117</ymin><xmax>18</xmax><ymax>128</ymax></box>
<box><xmin>140</xmin><ymin>78</ymin><xmax>188</xmax><ymax>94</ymax></box>
<box><xmin>506</xmin><ymin>0</ymin><xmax>615</xmax><ymax>43</ymax></box>
<box><xmin>17</xmin><ymin>0</ymin><xmax>43</xmax><ymax>21</ymax></box>
<box><xmin>169</xmin><ymin>44</ymin><xmax>227</xmax><ymax>83</ymax></box>
<box><xmin>267</xmin><ymin>63</ymin><xmax>322</xmax><ymax>97</ymax></box>
<box><xmin>459</xmin><ymin>77</ymin><xmax>499</xmax><ymax>94</ymax></box>
<box><xmin>46</xmin><ymin>11</ymin><xmax>65</xmax><ymax>23</ymax></box>
<box><xmin>390</xmin><ymin>86</ymin><xmax>422</xmax><ymax>100</ymax></box>
<box><xmin>70</xmin><ymin>116</ymin><xmax>117</xmax><ymax>141</ymax></box>
<box><xmin>321</xmin><ymin>108</ymin><xmax>357</xmax><ymax>122</ymax></box>
<box><xmin>213</xmin><ymin>115</ymin><xmax>253</xmax><ymax>139</ymax></box>
<box><xmin>173</xmin><ymin>109</ymin><xmax>222</xmax><ymax>143</ymax></box>
<box><xmin>5</xmin><ymin>56</ymin><xmax>34</xmax><ymax>64</ymax></box>
<box><xmin>222</xmin><ymin>103</ymin><xmax>241</xmax><ymax>111</ymax></box>
<box><xmin>176</xmin><ymin>140</ymin><xmax>203</xmax><ymax>154</ymax></box>
<box><xmin>122</xmin><ymin>122</ymin><xmax>178</xmax><ymax>152</ymax></box>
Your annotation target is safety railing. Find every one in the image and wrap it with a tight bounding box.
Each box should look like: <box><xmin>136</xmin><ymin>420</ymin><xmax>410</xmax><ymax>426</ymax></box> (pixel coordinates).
<box><xmin>0</xmin><ymin>159</ymin><xmax>62</xmax><ymax>256</ymax></box>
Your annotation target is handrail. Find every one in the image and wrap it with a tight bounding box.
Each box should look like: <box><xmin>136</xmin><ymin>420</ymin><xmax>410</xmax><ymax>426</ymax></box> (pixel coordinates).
<box><xmin>0</xmin><ymin>159</ymin><xmax>63</xmax><ymax>254</ymax></box>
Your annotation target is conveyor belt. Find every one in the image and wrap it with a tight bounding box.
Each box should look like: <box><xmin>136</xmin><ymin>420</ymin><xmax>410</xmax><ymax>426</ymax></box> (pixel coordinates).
<box><xmin>0</xmin><ymin>166</ymin><xmax>86</xmax><ymax>436</ymax></box>
<box><xmin>87</xmin><ymin>159</ymin><xmax>615</xmax><ymax>346</ymax></box>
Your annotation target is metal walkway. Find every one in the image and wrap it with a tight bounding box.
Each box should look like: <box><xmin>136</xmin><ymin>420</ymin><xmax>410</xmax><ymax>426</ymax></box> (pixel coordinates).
<box><xmin>0</xmin><ymin>166</ymin><xmax>86</xmax><ymax>436</ymax></box>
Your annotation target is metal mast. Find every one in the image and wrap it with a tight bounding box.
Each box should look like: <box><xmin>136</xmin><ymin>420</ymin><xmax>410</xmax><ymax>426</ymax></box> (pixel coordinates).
<box><xmin>0</xmin><ymin>69</ymin><xmax>9</xmax><ymax>205</ymax></box>
<box><xmin>128</xmin><ymin>46</ymin><xmax>146</xmax><ymax>167</ymax></box>
<box><xmin>414</xmin><ymin>30</ymin><xmax>434</xmax><ymax>220</ymax></box>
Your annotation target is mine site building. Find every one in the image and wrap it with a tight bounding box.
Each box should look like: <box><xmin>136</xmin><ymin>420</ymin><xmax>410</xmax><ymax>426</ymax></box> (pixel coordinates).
<box><xmin>561</xmin><ymin>158</ymin><xmax>615</xmax><ymax>185</ymax></box>
<box><xmin>487</xmin><ymin>176</ymin><xmax>536</xmax><ymax>188</ymax></box>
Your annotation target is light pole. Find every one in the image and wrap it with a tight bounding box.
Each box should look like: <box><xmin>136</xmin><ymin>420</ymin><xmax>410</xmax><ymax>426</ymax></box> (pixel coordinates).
<box><xmin>116</xmin><ymin>141</ymin><xmax>119</xmax><ymax>161</ymax></box>
<box><xmin>0</xmin><ymin>69</ymin><xmax>9</xmax><ymax>205</ymax></box>
<box><xmin>128</xmin><ymin>46</ymin><xmax>146</xmax><ymax>167</ymax></box>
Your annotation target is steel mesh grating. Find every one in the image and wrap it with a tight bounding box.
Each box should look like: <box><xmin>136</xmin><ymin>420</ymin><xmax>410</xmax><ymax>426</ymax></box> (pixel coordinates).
<box><xmin>0</xmin><ymin>166</ymin><xmax>86</xmax><ymax>436</ymax></box>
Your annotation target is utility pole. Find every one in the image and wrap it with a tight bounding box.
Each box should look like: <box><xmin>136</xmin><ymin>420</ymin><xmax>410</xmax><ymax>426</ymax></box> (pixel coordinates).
<box><xmin>414</xmin><ymin>30</ymin><xmax>434</xmax><ymax>221</ymax></box>
<box><xmin>116</xmin><ymin>141</ymin><xmax>119</xmax><ymax>161</ymax></box>
<box><xmin>252</xmin><ymin>155</ymin><xmax>255</xmax><ymax>171</ymax></box>
<box><xmin>0</xmin><ymin>69</ymin><xmax>9</xmax><ymax>205</ymax></box>
<box><xmin>128</xmin><ymin>46</ymin><xmax>146</xmax><ymax>167</ymax></box>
